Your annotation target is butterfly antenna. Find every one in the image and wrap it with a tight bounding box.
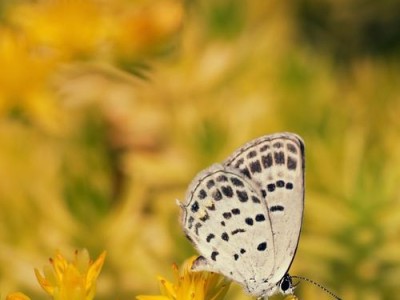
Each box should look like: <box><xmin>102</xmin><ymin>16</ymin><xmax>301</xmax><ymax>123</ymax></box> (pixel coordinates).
<box><xmin>291</xmin><ymin>276</ymin><xmax>342</xmax><ymax>300</ymax></box>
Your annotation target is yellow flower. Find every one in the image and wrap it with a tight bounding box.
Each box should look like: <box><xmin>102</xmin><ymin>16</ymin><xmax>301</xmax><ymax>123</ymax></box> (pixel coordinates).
<box><xmin>34</xmin><ymin>249</ymin><xmax>106</xmax><ymax>300</ymax></box>
<box><xmin>136</xmin><ymin>256</ymin><xmax>231</xmax><ymax>300</ymax></box>
<box><xmin>0</xmin><ymin>27</ymin><xmax>63</xmax><ymax>131</ymax></box>
<box><xmin>0</xmin><ymin>28</ymin><xmax>53</xmax><ymax>102</ymax></box>
<box><xmin>112</xmin><ymin>0</ymin><xmax>183</xmax><ymax>58</ymax></box>
<box><xmin>10</xmin><ymin>0</ymin><xmax>109</xmax><ymax>60</ymax></box>
<box><xmin>5</xmin><ymin>292</ymin><xmax>31</xmax><ymax>300</ymax></box>
<box><xmin>9</xmin><ymin>0</ymin><xmax>183</xmax><ymax>61</ymax></box>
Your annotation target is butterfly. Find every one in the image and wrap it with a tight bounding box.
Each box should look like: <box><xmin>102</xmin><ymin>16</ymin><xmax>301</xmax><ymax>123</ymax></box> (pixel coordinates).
<box><xmin>178</xmin><ymin>132</ymin><xmax>305</xmax><ymax>298</ymax></box>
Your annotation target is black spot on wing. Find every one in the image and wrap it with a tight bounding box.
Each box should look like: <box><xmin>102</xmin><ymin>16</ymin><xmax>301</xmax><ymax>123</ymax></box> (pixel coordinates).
<box><xmin>287</xmin><ymin>156</ymin><xmax>297</xmax><ymax>170</ymax></box>
<box><xmin>206</xmin><ymin>203</ymin><xmax>215</xmax><ymax>211</ymax></box>
<box><xmin>274</xmin><ymin>151</ymin><xmax>285</xmax><ymax>165</ymax></box>
<box><xmin>245</xmin><ymin>218</ymin><xmax>253</xmax><ymax>226</ymax></box>
<box><xmin>255</xmin><ymin>214</ymin><xmax>265</xmax><ymax>222</ymax></box>
<box><xmin>252</xmin><ymin>195</ymin><xmax>261</xmax><ymax>203</ymax></box>
<box><xmin>276</xmin><ymin>180</ymin><xmax>285</xmax><ymax>187</ymax></box>
<box><xmin>200</xmin><ymin>212</ymin><xmax>209</xmax><ymax>222</ymax></box>
<box><xmin>262</xmin><ymin>153</ymin><xmax>273</xmax><ymax>168</ymax></box>
<box><xmin>195</xmin><ymin>223</ymin><xmax>202</xmax><ymax>235</ymax></box>
<box><xmin>232</xmin><ymin>228</ymin><xmax>245</xmax><ymax>235</ymax></box>
<box><xmin>221</xmin><ymin>186</ymin><xmax>233</xmax><ymax>197</ymax></box>
<box><xmin>234</xmin><ymin>158</ymin><xmax>244</xmax><ymax>168</ymax></box>
<box><xmin>206</xmin><ymin>180</ymin><xmax>215</xmax><ymax>189</ymax></box>
<box><xmin>240</xmin><ymin>168</ymin><xmax>251</xmax><ymax>179</ymax></box>
<box><xmin>212</xmin><ymin>189</ymin><xmax>222</xmax><ymax>200</ymax></box>
<box><xmin>231</xmin><ymin>208</ymin><xmax>240</xmax><ymax>215</ymax></box>
<box><xmin>211</xmin><ymin>251</ymin><xmax>219</xmax><ymax>261</ymax></box>
<box><xmin>247</xmin><ymin>150</ymin><xmax>257</xmax><ymax>159</ymax></box>
<box><xmin>287</xmin><ymin>143</ymin><xmax>297</xmax><ymax>154</ymax></box>
<box><xmin>270</xmin><ymin>205</ymin><xmax>284</xmax><ymax>212</ymax></box>
<box><xmin>206</xmin><ymin>233</ymin><xmax>215</xmax><ymax>242</ymax></box>
<box><xmin>216</xmin><ymin>174</ymin><xmax>228</xmax><ymax>182</ymax></box>
<box><xmin>267</xmin><ymin>183</ymin><xmax>276</xmax><ymax>192</ymax></box>
<box><xmin>198</xmin><ymin>189</ymin><xmax>207</xmax><ymax>199</ymax></box>
<box><xmin>191</xmin><ymin>201</ymin><xmax>199</xmax><ymax>212</ymax></box>
<box><xmin>250</xmin><ymin>160</ymin><xmax>262</xmax><ymax>173</ymax></box>
<box><xmin>260</xmin><ymin>144</ymin><xmax>270</xmax><ymax>152</ymax></box>
<box><xmin>221</xmin><ymin>232</ymin><xmax>229</xmax><ymax>241</ymax></box>
<box><xmin>273</xmin><ymin>142</ymin><xmax>283</xmax><ymax>148</ymax></box>
<box><xmin>188</xmin><ymin>216</ymin><xmax>194</xmax><ymax>229</ymax></box>
<box><xmin>230</xmin><ymin>177</ymin><xmax>244</xmax><ymax>187</ymax></box>
<box><xmin>257</xmin><ymin>242</ymin><xmax>267</xmax><ymax>251</ymax></box>
<box><xmin>286</xmin><ymin>182</ymin><xmax>294</xmax><ymax>190</ymax></box>
<box><xmin>223</xmin><ymin>212</ymin><xmax>232</xmax><ymax>219</ymax></box>
<box><xmin>236</xmin><ymin>190</ymin><xmax>248</xmax><ymax>202</ymax></box>
<box><xmin>234</xmin><ymin>254</ymin><xmax>239</xmax><ymax>260</ymax></box>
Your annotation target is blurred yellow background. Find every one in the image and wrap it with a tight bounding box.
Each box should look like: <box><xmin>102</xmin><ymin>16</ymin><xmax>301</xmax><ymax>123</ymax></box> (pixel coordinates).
<box><xmin>1</xmin><ymin>0</ymin><xmax>400</xmax><ymax>299</ymax></box>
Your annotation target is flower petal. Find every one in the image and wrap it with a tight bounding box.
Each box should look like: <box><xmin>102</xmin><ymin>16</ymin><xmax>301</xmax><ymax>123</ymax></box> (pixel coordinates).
<box><xmin>34</xmin><ymin>267</ymin><xmax>55</xmax><ymax>295</ymax></box>
<box><xmin>86</xmin><ymin>251</ymin><xmax>106</xmax><ymax>291</ymax></box>
<box><xmin>6</xmin><ymin>292</ymin><xmax>31</xmax><ymax>300</ymax></box>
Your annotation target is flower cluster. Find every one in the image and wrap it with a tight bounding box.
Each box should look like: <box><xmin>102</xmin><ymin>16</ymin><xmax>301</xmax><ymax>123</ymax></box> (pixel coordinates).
<box><xmin>137</xmin><ymin>256</ymin><xmax>231</xmax><ymax>300</ymax></box>
<box><xmin>6</xmin><ymin>249</ymin><xmax>105</xmax><ymax>300</ymax></box>
<box><xmin>6</xmin><ymin>251</ymin><xmax>232</xmax><ymax>300</ymax></box>
<box><xmin>0</xmin><ymin>0</ymin><xmax>183</xmax><ymax>129</ymax></box>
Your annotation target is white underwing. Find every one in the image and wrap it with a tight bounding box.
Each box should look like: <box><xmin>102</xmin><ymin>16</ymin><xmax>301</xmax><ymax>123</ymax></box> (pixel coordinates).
<box><xmin>179</xmin><ymin>132</ymin><xmax>305</xmax><ymax>298</ymax></box>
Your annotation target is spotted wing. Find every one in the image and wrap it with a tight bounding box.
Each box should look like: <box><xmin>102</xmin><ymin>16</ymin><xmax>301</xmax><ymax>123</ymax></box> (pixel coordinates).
<box><xmin>180</xmin><ymin>164</ymin><xmax>277</xmax><ymax>296</ymax></box>
<box><xmin>224</xmin><ymin>132</ymin><xmax>305</xmax><ymax>284</ymax></box>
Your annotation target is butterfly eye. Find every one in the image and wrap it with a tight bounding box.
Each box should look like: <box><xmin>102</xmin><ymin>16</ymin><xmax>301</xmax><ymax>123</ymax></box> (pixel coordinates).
<box><xmin>279</xmin><ymin>273</ymin><xmax>294</xmax><ymax>294</ymax></box>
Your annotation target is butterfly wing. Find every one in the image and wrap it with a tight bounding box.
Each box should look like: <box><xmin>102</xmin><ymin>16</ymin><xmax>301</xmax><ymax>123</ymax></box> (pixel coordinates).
<box><xmin>224</xmin><ymin>132</ymin><xmax>305</xmax><ymax>284</ymax></box>
<box><xmin>180</xmin><ymin>164</ymin><xmax>279</xmax><ymax>297</ymax></box>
